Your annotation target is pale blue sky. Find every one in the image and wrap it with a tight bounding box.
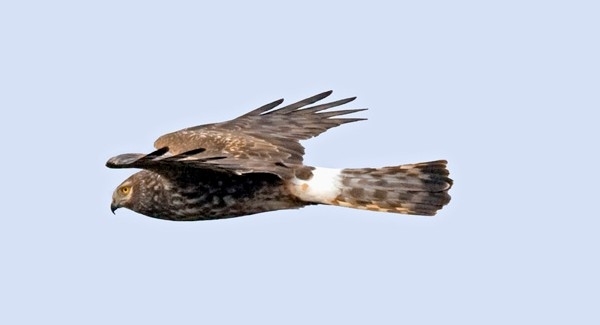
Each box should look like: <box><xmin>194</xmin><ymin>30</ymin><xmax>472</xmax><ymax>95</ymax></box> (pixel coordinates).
<box><xmin>1</xmin><ymin>1</ymin><xmax>598</xmax><ymax>324</ymax></box>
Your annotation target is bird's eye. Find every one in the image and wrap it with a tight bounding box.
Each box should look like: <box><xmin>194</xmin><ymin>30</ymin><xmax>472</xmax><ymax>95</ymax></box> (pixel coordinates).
<box><xmin>120</xmin><ymin>186</ymin><xmax>130</xmax><ymax>195</ymax></box>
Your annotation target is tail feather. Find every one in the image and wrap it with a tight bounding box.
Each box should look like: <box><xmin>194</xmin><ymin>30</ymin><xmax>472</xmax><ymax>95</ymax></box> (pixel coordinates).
<box><xmin>335</xmin><ymin>160</ymin><xmax>452</xmax><ymax>216</ymax></box>
<box><xmin>290</xmin><ymin>161</ymin><xmax>452</xmax><ymax>216</ymax></box>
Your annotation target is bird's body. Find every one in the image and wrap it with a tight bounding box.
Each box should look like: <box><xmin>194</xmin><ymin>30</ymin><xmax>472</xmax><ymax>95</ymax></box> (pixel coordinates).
<box><xmin>119</xmin><ymin>169</ymin><xmax>304</xmax><ymax>221</ymax></box>
<box><xmin>107</xmin><ymin>91</ymin><xmax>452</xmax><ymax>221</ymax></box>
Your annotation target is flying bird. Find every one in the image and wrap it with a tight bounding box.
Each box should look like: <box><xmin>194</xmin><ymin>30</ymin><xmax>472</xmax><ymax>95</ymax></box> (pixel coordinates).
<box><xmin>106</xmin><ymin>91</ymin><xmax>452</xmax><ymax>221</ymax></box>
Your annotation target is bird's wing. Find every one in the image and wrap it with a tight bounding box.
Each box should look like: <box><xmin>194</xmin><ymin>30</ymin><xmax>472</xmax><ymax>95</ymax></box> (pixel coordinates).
<box><xmin>211</xmin><ymin>90</ymin><xmax>364</xmax><ymax>142</ymax></box>
<box><xmin>108</xmin><ymin>91</ymin><xmax>366</xmax><ymax>177</ymax></box>
<box><xmin>106</xmin><ymin>147</ymin><xmax>236</xmax><ymax>175</ymax></box>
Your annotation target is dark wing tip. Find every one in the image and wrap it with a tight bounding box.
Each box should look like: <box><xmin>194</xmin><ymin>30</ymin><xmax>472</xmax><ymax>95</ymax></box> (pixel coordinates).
<box><xmin>146</xmin><ymin>146</ymin><xmax>170</xmax><ymax>158</ymax></box>
<box><xmin>241</xmin><ymin>98</ymin><xmax>285</xmax><ymax>117</ymax></box>
<box><xmin>106</xmin><ymin>153</ymin><xmax>145</xmax><ymax>168</ymax></box>
<box><xmin>177</xmin><ymin>147</ymin><xmax>206</xmax><ymax>157</ymax></box>
<box><xmin>105</xmin><ymin>147</ymin><xmax>171</xmax><ymax>169</ymax></box>
<box><xmin>264</xmin><ymin>90</ymin><xmax>335</xmax><ymax>115</ymax></box>
<box><xmin>318</xmin><ymin>108</ymin><xmax>368</xmax><ymax>118</ymax></box>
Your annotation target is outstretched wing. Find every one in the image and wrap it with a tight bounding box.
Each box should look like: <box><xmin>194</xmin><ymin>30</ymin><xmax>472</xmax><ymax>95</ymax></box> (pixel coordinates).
<box><xmin>106</xmin><ymin>147</ymin><xmax>237</xmax><ymax>175</ymax></box>
<box><xmin>211</xmin><ymin>90</ymin><xmax>364</xmax><ymax>141</ymax></box>
<box><xmin>107</xmin><ymin>91</ymin><xmax>365</xmax><ymax>177</ymax></box>
<box><xmin>140</xmin><ymin>91</ymin><xmax>366</xmax><ymax>176</ymax></box>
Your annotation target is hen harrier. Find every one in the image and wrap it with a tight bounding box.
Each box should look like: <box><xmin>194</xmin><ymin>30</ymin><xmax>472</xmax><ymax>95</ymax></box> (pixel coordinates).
<box><xmin>106</xmin><ymin>91</ymin><xmax>452</xmax><ymax>221</ymax></box>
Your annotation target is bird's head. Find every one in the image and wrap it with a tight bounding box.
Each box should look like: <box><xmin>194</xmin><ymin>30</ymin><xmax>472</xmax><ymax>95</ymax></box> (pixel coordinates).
<box><xmin>110</xmin><ymin>171</ymin><xmax>167</xmax><ymax>218</ymax></box>
<box><xmin>111</xmin><ymin>176</ymin><xmax>136</xmax><ymax>214</ymax></box>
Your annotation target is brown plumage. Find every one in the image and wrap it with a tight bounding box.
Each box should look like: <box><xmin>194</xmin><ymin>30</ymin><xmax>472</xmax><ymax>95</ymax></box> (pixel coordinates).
<box><xmin>106</xmin><ymin>91</ymin><xmax>452</xmax><ymax>221</ymax></box>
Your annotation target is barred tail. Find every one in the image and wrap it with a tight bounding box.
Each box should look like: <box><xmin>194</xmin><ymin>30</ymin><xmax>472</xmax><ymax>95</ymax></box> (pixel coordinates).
<box><xmin>290</xmin><ymin>161</ymin><xmax>452</xmax><ymax>216</ymax></box>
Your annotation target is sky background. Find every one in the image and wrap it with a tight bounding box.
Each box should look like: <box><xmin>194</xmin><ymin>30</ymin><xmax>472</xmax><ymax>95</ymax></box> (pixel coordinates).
<box><xmin>1</xmin><ymin>1</ymin><xmax>598</xmax><ymax>324</ymax></box>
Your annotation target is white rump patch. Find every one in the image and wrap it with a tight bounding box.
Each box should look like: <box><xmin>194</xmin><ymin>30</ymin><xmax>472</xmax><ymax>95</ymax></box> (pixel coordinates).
<box><xmin>290</xmin><ymin>167</ymin><xmax>342</xmax><ymax>203</ymax></box>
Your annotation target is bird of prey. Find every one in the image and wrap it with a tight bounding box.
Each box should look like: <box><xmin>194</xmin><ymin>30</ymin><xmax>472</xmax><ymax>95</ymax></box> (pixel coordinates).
<box><xmin>106</xmin><ymin>91</ymin><xmax>452</xmax><ymax>221</ymax></box>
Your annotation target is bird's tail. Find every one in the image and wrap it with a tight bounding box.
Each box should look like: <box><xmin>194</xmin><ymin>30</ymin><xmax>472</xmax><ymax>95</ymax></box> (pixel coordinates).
<box><xmin>290</xmin><ymin>160</ymin><xmax>452</xmax><ymax>216</ymax></box>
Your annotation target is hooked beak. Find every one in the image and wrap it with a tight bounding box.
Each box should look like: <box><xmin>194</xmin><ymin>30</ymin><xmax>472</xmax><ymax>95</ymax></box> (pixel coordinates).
<box><xmin>111</xmin><ymin>202</ymin><xmax>119</xmax><ymax>214</ymax></box>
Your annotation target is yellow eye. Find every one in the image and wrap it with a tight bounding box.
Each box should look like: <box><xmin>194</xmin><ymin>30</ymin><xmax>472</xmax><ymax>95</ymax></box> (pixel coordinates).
<box><xmin>119</xmin><ymin>186</ymin><xmax>131</xmax><ymax>195</ymax></box>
